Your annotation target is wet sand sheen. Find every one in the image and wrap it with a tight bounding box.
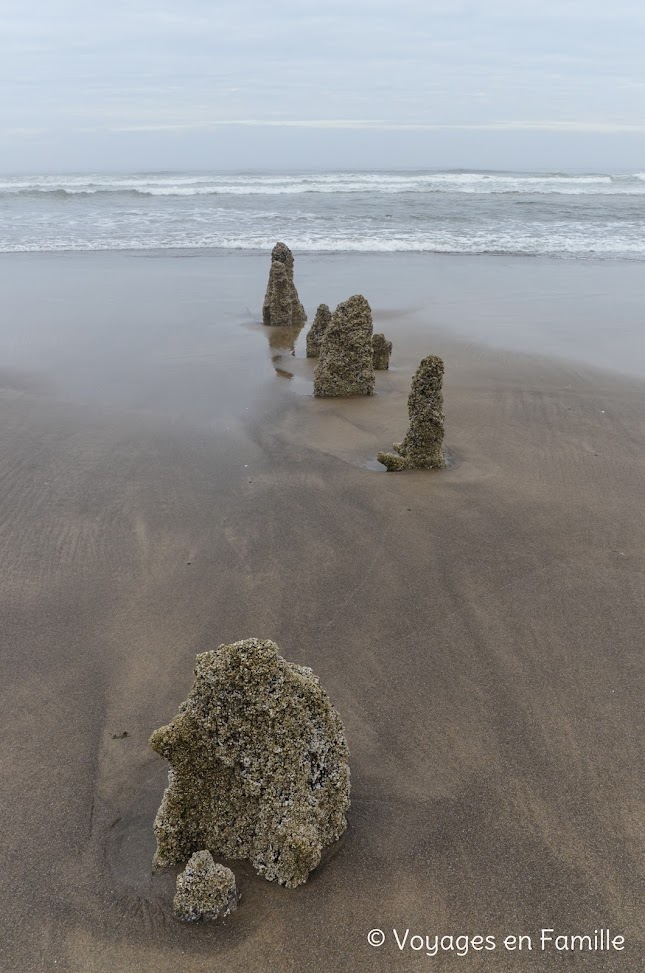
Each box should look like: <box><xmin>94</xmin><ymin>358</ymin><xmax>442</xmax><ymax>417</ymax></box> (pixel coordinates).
<box><xmin>0</xmin><ymin>251</ymin><xmax>644</xmax><ymax>971</ymax></box>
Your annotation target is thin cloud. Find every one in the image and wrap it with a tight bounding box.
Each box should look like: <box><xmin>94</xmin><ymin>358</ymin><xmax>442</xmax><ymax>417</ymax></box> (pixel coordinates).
<box><xmin>109</xmin><ymin>119</ymin><xmax>645</xmax><ymax>135</ymax></box>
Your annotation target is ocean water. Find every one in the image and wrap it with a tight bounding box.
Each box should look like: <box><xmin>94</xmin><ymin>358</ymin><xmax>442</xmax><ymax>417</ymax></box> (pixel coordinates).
<box><xmin>1</xmin><ymin>169</ymin><xmax>644</xmax><ymax>259</ymax></box>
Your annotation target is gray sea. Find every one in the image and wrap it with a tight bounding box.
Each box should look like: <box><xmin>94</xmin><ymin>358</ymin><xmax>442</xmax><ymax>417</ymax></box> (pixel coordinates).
<box><xmin>1</xmin><ymin>169</ymin><xmax>644</xmax><ymax>259</ymax></box>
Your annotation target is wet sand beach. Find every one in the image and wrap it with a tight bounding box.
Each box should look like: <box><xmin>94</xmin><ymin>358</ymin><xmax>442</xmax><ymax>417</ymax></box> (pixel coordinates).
<box><xmin>0</xmin><ymin>250</ymin><xmax>644</xmax><ymax>972</ymax></box>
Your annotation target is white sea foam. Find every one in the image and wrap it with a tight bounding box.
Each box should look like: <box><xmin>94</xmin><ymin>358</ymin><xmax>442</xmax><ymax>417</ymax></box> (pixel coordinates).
<box><xmin>2</xmin><ymin>169</ymin><xmax>644</xmax><ymax>258</ymax></box>
<box><xmin>2</xmin><ymin>232</ymin><xmax>643</xmax><ymax>257</ymax></box>
<box><xmin>2</xmin><ymin>170</ymin><xmax>645</xmax><ymax>196</ymax></box>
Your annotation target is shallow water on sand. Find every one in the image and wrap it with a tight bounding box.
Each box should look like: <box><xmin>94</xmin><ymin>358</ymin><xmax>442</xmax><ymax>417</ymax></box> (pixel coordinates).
<box><xmin>0</xmin><ymin>251</ymin><xmax>644</xmax><ymax>418</ymax></box>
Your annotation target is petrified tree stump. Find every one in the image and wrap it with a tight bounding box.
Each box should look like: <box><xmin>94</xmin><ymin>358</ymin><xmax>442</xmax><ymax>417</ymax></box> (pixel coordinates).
<box><xmin>262</xmin><ymin>242</ymin><xmax>307</xmax><ymax>328</ymax></box>
<box><xmin>372</xmin><ymin>333</ymin><xmax>392</xmax><ymax>370</ymax></box>
<box><xmin>306</xmin><ymin>303</ymin><xmax>332</xmax><ymax>358</ymax></box>
<box><xmin>378</xmin><ymin>354</ymin><xmax>446</xmax><ymax>470</ymax></box>
<box><xmin>313</xmin><ymin>294</ymin><xmax>375</xmax><ymax>396</ymax></box>
<box><xmin>173</xmin><ymin>852</ymin><xmax>239</xmax><ymax>922</ymax></box>
<box><xmin>150</xmin><ymin>638</ymin><xmax>350</xmax><ymax>889</ymax></box>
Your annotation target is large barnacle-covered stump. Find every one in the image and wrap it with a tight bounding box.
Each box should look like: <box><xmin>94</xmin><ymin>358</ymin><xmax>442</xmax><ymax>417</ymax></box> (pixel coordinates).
<box><xmin>378</xmin><ymin>354</ymin><xmax>446</xmax><ymax>471</ymax></box>
<box><xmin>313</xmin><ymin>294</ymin><xmax>375</xmax><ymax>396</ymax></box>
<box><xmin>262</xmin><ymin>242</ymin><xmax>307</xmax><ymax>328</ymax></box>
<box><xmin>150</xmin><ymin>638</ymin><xmax>350</xmax><ymax>888</ymax></box>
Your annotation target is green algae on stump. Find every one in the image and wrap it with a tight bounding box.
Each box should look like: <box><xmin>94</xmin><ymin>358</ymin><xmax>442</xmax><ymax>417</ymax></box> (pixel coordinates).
<box><xmin>306</xmin><ymin>303</ymin><xmax>332</xmax><ymax>358</ymax></box>
<box><xmin>372</xmin><ymin>333</ymin><xmax>393</xmax><ymax>370</ymax></box>
<box><xmin>313</xmin><ymin>294</ymin><xmax>375</xmax><ymax>396</ymax></box>
<box><xmin>173</xmin><ymin>851</ymin><xmax>239</xmax><ymax>922</ymax></box>
<box><xmin>150</xmin><ymin>638</ymin><xmax>350</xmax><ymax>888</ymax></box>
<box><xmin>377</xmin><ymin>354</ymin><xmax>446</xmax><ymax>471</ymax></box>
<box><xmin>262</xmin><ymin>242</ymin><xmax>307</xmax><ymax>328</ymax></box>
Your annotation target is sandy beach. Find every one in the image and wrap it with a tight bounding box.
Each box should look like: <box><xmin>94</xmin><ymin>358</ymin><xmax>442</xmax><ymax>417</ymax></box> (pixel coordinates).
<box><xmin>1</xmin><ymin>250</ymin><xmax>643</xmax><ymax>972</ymax></box>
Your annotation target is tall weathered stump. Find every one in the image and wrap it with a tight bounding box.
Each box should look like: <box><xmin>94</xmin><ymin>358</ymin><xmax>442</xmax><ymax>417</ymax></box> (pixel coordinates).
<box><xmin>150</xmin><ymin>638</ymin><xmax>350</xmax><ymax>888</ymax></box>
<box><xmin>262</xmin><ymin>242</ymin><xmax>307</xmax><ymax>328</ymax></box>
<box><xmin>313</xmin><ymin>294</ymin><xmax>375</xmax><ymax>396</ymax></box>
<box><xmin>377</xmin><ymin>354</ymin><xmax>446</xmax><ymax>470</ymax></box>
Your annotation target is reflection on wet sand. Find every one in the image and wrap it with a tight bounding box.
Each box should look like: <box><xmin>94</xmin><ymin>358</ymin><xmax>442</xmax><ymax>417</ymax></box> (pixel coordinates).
<box><xmin>265</xmin><ymin>324</ymin><xmax>304</xmax><ymax>355</ymax></box>
<box><xmin>264</xmin><ymin>322</ymin><xmax>305</xmax><ymax>378</ymax></box>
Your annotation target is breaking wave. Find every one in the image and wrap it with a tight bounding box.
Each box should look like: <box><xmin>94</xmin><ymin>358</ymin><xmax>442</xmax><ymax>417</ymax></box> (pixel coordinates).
<box><xmin>2</xmin><ymin>170</ymin><xmax>645</xmax><ymax>197</ymax></box>
<box><xmin>3</xmin><ymin>234</ymin><xmax>644</xmax><ymax>258</ymax></box>
<box><xmin>2</xmin><ymin>169</ymin><xmax>644</xmax><ymax>259</ymax></box>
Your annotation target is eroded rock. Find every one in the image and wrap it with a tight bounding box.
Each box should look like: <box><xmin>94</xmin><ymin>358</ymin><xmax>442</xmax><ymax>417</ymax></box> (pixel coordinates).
<box><xmin>306</xmin><ymin>303</ymin><xmax>332</xmax><ymax>358</ymax></box>
<box><xmin>377</xmin><ymin>354</ymin><xmax>446</xmax><ymax>470</ymax></box>
<box><xmin>150</xmin><ymin>638</ymin><xmax>350</xmax><ymax>888</ymax></box>
<box><xmin>313</xmin><ymin>295</ymin><xmax>375</xmax><ymax>396</ymax></box>
<box><xmin>173</xmin><ymin>851</ymin><xmax>239</xmax><ymax>922</ymax></box>
<box><xmin>262</xmin><ymin>242</ymin><xmax>307</xmax><ymax>328</ymax></box>
<box><xmin>372</xmin><ymin>333</ymin><xmax>392</xmax><ymax>370</ymax></box>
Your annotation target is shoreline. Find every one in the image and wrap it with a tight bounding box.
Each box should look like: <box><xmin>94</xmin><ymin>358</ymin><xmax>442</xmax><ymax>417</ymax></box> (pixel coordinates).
<box><xmin>2</xmin><ymin>244</ymin><xmax>645</xmax><ymax>262</ymax></box>
<box><xmin>2</xmin><ymin>248</ymin><xmax>644</xmax><ymax>385</ymax></box>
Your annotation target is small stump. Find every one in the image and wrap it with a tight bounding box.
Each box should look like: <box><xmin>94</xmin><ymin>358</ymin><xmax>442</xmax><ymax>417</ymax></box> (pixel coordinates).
<box><xmin>306</xmin><ymin>304</ymin><xmax>332</xmax><ymax>357</ymax></box>
<box><xmin>372</xmin><ymin>333</ymin><xmax>392</xmax><ymax>370</ymax></box>
<box><xmin>173</xmin><ymin>851</ymin><xmax>239</xmax><ymax>923</ymax></box>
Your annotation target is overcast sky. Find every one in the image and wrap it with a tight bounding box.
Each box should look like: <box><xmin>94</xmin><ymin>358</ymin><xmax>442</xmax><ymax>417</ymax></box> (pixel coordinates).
<box><xmin>1</xmin><ymin>0</ymin><xmax>644</xmax><ymax>171</ymax></box>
